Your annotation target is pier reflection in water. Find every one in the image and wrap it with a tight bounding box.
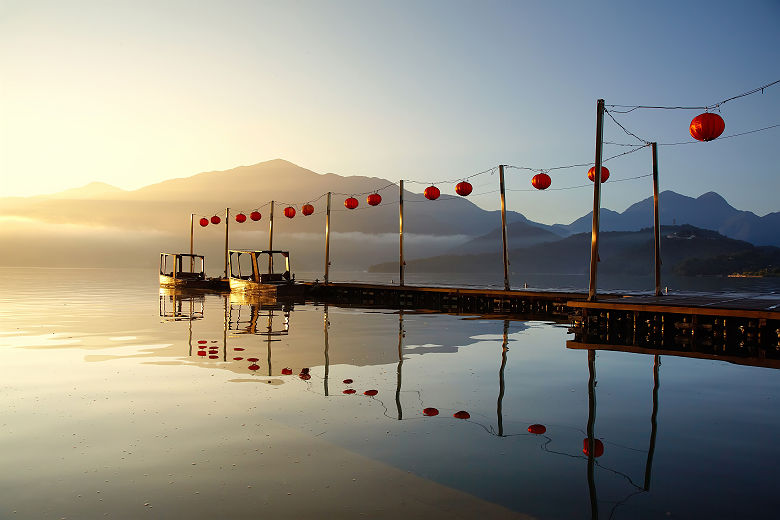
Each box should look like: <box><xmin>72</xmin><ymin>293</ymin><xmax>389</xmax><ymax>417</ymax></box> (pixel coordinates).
<box><xmin>158</xmin><ymin>290</ymin><xmax>778</xmax><ymax>519</ymax></box>
<box><xmin>1</xmin><ymin>269</ymin><xmax>778</xmax><ymax>520</ymax></box>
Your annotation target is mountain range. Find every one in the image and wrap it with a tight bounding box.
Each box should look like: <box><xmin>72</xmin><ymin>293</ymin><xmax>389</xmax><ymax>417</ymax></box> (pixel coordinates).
<box><xmin>0</xmin><ymin>159</ymin><xmax>777</xmax><ymax>273</ymax></box>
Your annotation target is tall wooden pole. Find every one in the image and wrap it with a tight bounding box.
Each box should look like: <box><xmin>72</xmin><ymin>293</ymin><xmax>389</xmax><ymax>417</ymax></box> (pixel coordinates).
<box><xmin>588</xmin><ymin>99</ymin><xmax>606</xmax><ymax>301</ymax></box>
<box><xmin>499</xmin><ymin>165</ymin><xmax>510</xmax><ymax>291</ymax></box>
<box><xmin>325</xmin><ymin>192</ymin><xmax>331</xmax><ymax>284</ymax></box>
<box><xmin>399</xmin><ymin>180</ymin><xmax>405</xmax><ymax>286</ymax></box>
<box><xmin>268</xmin><ymin>200</ymin><xmax>275</xmax><ymax>273</ymax></box>
<box><xmin>224</xmin><ymin>207</ymin><xmax>230</xmax><ymax>279</ymax></box>
<box><xmin>651</xmin><ymin>142</ymin><xmax>662</xmax><ymax>297</ymax></box>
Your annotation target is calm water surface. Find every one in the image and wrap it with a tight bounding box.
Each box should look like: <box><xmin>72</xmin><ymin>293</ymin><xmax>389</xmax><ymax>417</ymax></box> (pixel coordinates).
<box><xmin>1</xmin><ymin>268</ymin><xmax>778</xmax><ymax>519</ymax></box>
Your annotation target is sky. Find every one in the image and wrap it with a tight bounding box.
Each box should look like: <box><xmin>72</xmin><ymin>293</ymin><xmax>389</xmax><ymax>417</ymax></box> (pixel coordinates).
<box><xmin>1</xmin><ymin>0</ymin><xmax>778</xmax><ymax>224</ymax></box>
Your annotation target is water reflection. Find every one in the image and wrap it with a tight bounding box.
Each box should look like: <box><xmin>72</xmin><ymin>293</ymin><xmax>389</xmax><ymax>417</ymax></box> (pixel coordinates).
<box><xmin>152</xmin><ymin>292</ymin><xmax>780</xmax><ymax>518</ymax></box>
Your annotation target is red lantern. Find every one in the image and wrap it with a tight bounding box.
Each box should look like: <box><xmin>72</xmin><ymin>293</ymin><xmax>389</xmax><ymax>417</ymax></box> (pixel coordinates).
<box><xmin>210</xmin><ymin>215</ymin><xmax>221</xmax><ymax>225</ymax></box>
<box><xmin>455</xmin><ymin>181</ymin><xmax>473</xmax><ymax>196</ymax></box>
<box><xmin>250</xmin><ymin>211</ymin><xmax>262</xmax><ymax>221</ymax></box>
<box><xmin>302</xmin><ymin>204</ymin><xmax>314</xmax><ymax>216</ymax></box>
<box><xmin>424</xmin><ymin>186</ymin><xmax>440</xmax><ymax>200</ymax></box>
<box><xmin>284</xmin><ymin>206</ymin><xmax>296</xmax><ymax>218</ymax></box>
<box><xmin>299</xmin><ymin>373</ymin><xmax>311</xmax><ymax>380</ymax></box>
<box><xmin>247</xmin><ymin>357</ymin><xmax>259</xmax><ymax>362</ymax></box>
<box><xmin>453</xmin><ymin>411</ymin><xmax>470</xmax><ymax>420</ymax></box>
<box><xmin>367</xmin><ymin>193</ymin><xmax>382</xmax><ymax>206</ymax></box>
<box><xmin>343</xmin><ymin>379</ymin><xmax>354</xmax><ymax>384</ymax></box>
<box><xmin>582</xmin><ymin>438</ymin><xmax>605</xmax><ymax>457</ymax></box>
<box><xmin>281</xmin><ymin>368</ymin><xmax>292</xmax><ymax>375</ymax></box>
<box><xmin>532</xmin><ymin>173</ymin><xmax>551</xmax><ymax>190</ymax></box>
<box><xmin>343</xmin><ymin>389</ymin><xmax>356</xmax><ymax>394</ymax></box>
<box><xmin>423</xmin><ymin>407</ymin><xmax>439</xmax><ymax>417</ymax></box>
<box><xmin>528</xmin><ymin>424</ymin><xmax>547</xmax><ymax>435</ymax></box>
<box><xmin>344</xmin><ymin>197</ymin><xmax>359</xmax><ymax>210</ymax></box>
<box><xmin>364</xmin><ymin>389</ymin><xmax>378</xmax><ymax>396</ymax></box>
<box><xmin>689</xmin><ymin>112</ymin><xmax>725</xmax><ymax>142</ymax></box>
<box><xmin>235</xmin><ymin>213</ymin><xmax>247</xmax><ymax>223</ymax></box>
<box><xmin>248</xmin><ymin>364</ymin><xmax>260</xmax><ymax>371</ymax></box>
<box><xmin>587</xmin><ymin>166</ymin><xmax>610</xmax><ymax>183</ymax></box>
<box><xmin>233</xmin><ymin>357</ymin><xmax>243</xmax><ymax>361</ymax></box>
<box><xmin>199</xmin><ymin>218</ymin><xmax>209</xmax><ymax>227</ymax></box>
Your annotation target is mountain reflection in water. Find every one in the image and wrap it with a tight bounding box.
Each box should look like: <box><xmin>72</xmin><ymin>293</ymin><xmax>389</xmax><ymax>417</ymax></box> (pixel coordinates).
<box><xmin>0</xmin><ymin>268</ymin><xmax>777</xmax><ymax>520</ymax></box>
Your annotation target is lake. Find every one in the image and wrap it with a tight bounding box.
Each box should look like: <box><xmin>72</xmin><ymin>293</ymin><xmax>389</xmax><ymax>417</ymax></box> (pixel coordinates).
<box><xmin>1</xmin><ymin>268</ymin><xmax>778</xmax><ymax>519</ymax></box>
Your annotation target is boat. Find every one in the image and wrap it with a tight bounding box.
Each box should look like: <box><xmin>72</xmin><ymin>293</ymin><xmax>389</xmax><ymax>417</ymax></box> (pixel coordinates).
<box><xmin>228</xmin><ymin>249</ymin><xmax>306</xmax><ymax>298</ymax></box>
<box><xmin>159</xmin><ymin>252</ymin><xmax>229</xmax><ymax>290</ymax></box>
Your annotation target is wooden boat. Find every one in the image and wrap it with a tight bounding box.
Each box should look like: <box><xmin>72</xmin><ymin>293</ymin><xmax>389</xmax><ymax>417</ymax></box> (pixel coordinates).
<box><xmin>228</xmin><ymin>249</ymin><xmax>306</xmax><ymax>298</ymax></box>
<box><xmin>159</xmin><ymin>253</ymin><xmax>229</xmax><ymax>290</ymax></box>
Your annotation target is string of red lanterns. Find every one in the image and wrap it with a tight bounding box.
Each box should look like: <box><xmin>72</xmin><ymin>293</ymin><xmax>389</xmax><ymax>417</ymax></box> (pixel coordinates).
<box><xmin>191</xmin><ymin>109</ymin><xmax>745</xmax><ymax>224</ymax></box>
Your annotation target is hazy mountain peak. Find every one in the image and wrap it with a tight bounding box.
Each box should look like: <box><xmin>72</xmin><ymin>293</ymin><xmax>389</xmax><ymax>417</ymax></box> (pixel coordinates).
<box><xmin>39</xmin><ymin>181</ymin><xmax>125</xmax><ymax>199</ymax></box>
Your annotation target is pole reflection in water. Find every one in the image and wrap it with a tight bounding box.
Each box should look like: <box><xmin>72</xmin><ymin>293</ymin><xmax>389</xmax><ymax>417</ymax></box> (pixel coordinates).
<box><xmin>497</xmin><ymin>319</ymin><xmax>508</xmax><ymax>437</ymax></box>
<box><xmin>396</xmin><ymin>310</ymin><xmax>404</xmax><ymax>420</ymax></box>
<box><xmin>644</xmin><ymin>354</ymin><xmax>660</xmax><ymax>491</ymax></box>
<box><xmin>586</xmin><ymin>349</ymin><xmax>598</xmax><ymax>520</ymax></box>
<box><xmin>323</xmin><ymin>304</ymin><xmax>330</xmax><ymax>396</ymax></box>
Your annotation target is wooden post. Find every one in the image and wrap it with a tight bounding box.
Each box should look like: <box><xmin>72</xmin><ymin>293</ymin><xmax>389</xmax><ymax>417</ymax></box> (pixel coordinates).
<box><xmin>399</xmin><ymin>180</ymin><xmax>405</xmax><ymax>286</ymax></box>
<box><xmin>325</xmin><ymin>192</ymin><xmax>331</xmax><ymax>284</ymax></box>
<box><xmin>224</xmin><ymin>208</ymin><xmax>230</xmax><ymax>279</ymax></box>
<box><xmin>586</xmin><ymin>349</ymin><xmax>599</xmax><ymax>519</ymax></box>
<box><xmin>268</xmin><ymin>200</ymin><xmax>274</xmax><ymax>274</ymax></box>
<box><xmin>651</xmin><ymin>143</ymin><xmax>662</xmax><ymax>297</ymax></box>
<box><xmin>499</xmin><ymin>165</ymin><xmax>510</xmax><ymax>291</ymax></box>
<box><xmin>588</xmin><ymin>99</ymin><xmax>606</xmax><ymax>302</ymax></box>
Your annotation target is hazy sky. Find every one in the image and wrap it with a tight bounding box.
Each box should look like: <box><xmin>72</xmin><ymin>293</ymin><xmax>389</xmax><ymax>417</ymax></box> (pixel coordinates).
<box><xmin>1</xmin><ymin>0</ymin><xmax>778</xmax><ymax>224</ymax></box>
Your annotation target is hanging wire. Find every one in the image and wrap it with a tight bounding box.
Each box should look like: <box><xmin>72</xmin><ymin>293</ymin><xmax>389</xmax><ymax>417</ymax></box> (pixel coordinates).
<box><xmin>605</xmin><ymin>109</ymin><xmax>650</xmax><ymax>144</ymax></box>
<box><xmin>505</xmin><ymin>143</ymin><xmax>649</xmax><ymax>175</ymax></box>
<box><xmin>605</xmin><ymin>79</ymin><xmax>780</xmax><ymax>112</ymax></box>
<box><xmin>403</xmin><ymin>165</ymin><xmax>498</xmax><ymax>186</ymax></box>
<box><xmin>656</xmin><ymin>123</ymin><xmax>780</xmax><ymax>146</ymax></box>
<box><xmin>506</xmin><ymin>173</ymin><xmax>652</xmax><ymax>192</ymax></box>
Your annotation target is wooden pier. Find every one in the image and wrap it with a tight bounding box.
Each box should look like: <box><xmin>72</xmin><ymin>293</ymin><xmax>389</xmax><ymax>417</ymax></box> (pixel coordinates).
<box><xmin>303</xmin><ymin>281</ymin><xmax>585</xmax><ymax>319</ymax></box>
<box><xmin>301</xmin><ymin>282</ymin><xmax>780</xmax><ymax>351</ymax></box>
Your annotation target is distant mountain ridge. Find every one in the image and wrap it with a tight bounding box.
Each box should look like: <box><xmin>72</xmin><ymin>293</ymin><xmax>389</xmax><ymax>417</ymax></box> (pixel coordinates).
<box><xmin>552</xmin><ymin>191</ymin><xmax>779</xmax><ymax>247</ymax></box>
<box><xmin>0</xmin><ymin>159</ymin><xmax>777</xmax><ymax>271</ymax></box>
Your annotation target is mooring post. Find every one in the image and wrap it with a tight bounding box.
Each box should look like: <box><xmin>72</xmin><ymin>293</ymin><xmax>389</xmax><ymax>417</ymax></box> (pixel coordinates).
<box><xmin>651</xmin><ymin>142</ymin><xmax>662</xmax><ymax>297</ymax></box>
<box><xmin>588</xmin><ymin>99</ymin><xmax>606</xmax><ymax>302</ymax></box>
<box><xmin>268</xmin><ymin>200</ymin><xmax>274</xmax><ymax>274</ymax></box>
<box><xmin>325</xmin><ymin>192</ymin><xmax>331</xmax><ymax>284</ymax></box>
<box><xmin>399</xmin><ymin>180</ymin><xmax>405</xmax><ymax>287</ymax></box>
<box><xmin>224</xmin><ymin>207</ymin><xmax>230</xmax><ymax>279</ymax></box>
<box><xmin>499</xmin><ymin>164</ymin><xmax>510</xmax><ymax>291</ymax></box>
